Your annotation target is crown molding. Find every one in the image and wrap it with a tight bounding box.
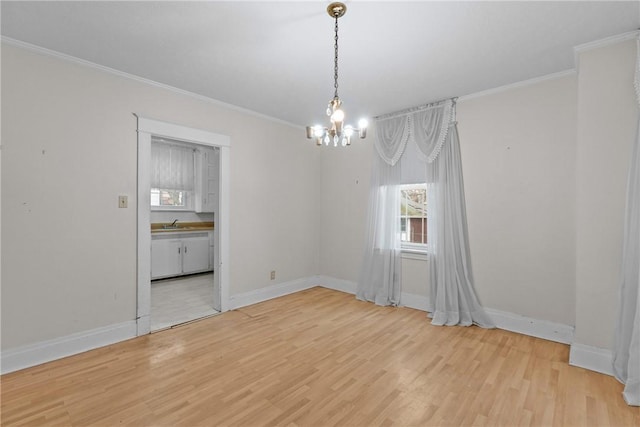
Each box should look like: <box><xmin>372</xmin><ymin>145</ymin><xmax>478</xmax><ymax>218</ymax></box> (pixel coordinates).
<box><xmin>459</xmin><ymin>30</ymin><xmax>640</xmax><ymax>103</ymax></box>
<box><xmin>574</xmin><ymin>30</ymin><xmax>640</xmax><ymax>71</ymax></box>
<box><xmin>1</xmin><ymin>36</ymin><xmax>302</xmax><ymax>130</ymax></box>
<box><xmin>458</xmin><ymin>69</ymin><xmax>576</xmax><ymax>102</ymax></box>
<box><xmin>574</xmin><ymin>30</ymin><xmax>640</xmax><ymax>55</ymax></box>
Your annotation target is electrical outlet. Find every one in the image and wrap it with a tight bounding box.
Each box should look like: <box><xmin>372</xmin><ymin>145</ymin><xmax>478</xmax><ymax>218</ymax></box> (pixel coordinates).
<box><xmin>118</xmin><ymin>195</ymin><xmax>128</xmax><ymax>208</ymax></box>
<box><xmin>270</xmin><ymin>270</ymin><xmax>276</xmax><ymax>280</ymax></box>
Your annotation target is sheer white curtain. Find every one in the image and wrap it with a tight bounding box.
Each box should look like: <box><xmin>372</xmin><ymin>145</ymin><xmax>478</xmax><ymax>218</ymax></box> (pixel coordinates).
<box><xmin>356</xmin><ymin>154</ymin><xmax>403</xmax><ymax>305</ymax></box>
<box><xmin>426</xmin><ymin>126</ymin><xmax>494</xmax><ymax>327</ymax></box>
<box><xmin>358</xmin><ymin>99</ymin><xmax>494</xmax><ymax>327</ymax></box>
<box><xmin>612</xmin><ymin>36</ymin><xmax>640</xmax><ymax>407</ymax></box>
<box><xmin>356</xmin><ymin>115</ymin><xmax>409</xmax><ymax>305</ymax></box>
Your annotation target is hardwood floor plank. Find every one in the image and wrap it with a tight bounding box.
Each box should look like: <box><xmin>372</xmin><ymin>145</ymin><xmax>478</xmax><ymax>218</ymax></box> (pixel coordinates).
<box><xmin>2</xmin><ymin>287</ymin><xmax>638</xmax><ymax>426</ymax></box>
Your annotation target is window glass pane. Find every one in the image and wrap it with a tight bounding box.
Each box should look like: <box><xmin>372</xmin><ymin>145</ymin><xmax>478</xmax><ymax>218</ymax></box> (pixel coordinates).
<box><xmin>400</xmin><ymin>184</ymin><xmax>427</xmax><ymax>246</ymax></box>
<box><xmin>150</xmin><ymin>188</ymin><xmax>188</xmax><ymax>208</ymax></box>
<box><xmin>150</xmin><ymin>188</ymin><xmax>160</xmax><ymax>206</ymax></box>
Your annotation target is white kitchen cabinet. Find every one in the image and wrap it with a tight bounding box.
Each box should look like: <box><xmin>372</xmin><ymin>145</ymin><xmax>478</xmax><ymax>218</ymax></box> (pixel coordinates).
<box><xmin>195</xmin><ymin>147</ymin><xmax>219</xmax><ymax>213</ymax></box>
<box><xmin>151</xmin><ymin>233</ymin><xmax>211</xmax><ymax>279</ymax></box>
<box><xmin>151</xmin><ymin>239</ymin><xmax>182</xmax><ymax>279</ymax></box>
<box><xmin>182</xmin><ymin>236</ymin><xmax>210</xmax><ymax>274</ymax></box>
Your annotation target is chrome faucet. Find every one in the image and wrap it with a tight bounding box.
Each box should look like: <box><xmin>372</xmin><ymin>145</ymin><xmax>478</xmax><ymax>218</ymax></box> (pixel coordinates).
<box><xmin>170</xmin><ymin>219</ymin><xmax>179</xmax><ymax>227</ymax></box>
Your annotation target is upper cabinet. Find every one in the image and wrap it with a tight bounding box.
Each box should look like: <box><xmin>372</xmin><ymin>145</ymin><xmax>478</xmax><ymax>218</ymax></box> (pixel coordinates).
<box><xmin>195</xmin><ymin>146</ymin><xmax>219</xmax><ymax>213</ymax></box>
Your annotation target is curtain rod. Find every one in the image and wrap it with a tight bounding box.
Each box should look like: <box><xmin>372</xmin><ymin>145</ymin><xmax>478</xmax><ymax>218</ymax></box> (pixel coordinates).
<box><xmin>374</xmin><ymin>97</ymin><xmax>457</xmax><ymax>121</ymax></box>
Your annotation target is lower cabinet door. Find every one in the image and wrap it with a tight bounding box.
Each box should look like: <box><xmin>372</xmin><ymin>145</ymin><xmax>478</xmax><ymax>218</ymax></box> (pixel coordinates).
<box><xmin>182</xmin><ymin>236</ymin><xmax>210</xmax><ymax>274</ymax></box>
<box><xmin>151</xmin><ymin>239</ymin><xmax>183</xmax><ymax>279</ymax></box>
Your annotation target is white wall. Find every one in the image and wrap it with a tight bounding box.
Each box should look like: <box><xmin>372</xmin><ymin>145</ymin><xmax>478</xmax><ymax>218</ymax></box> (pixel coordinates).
<box><xmin>574</xmin><ymin>38</ymin><xmax>637</xmax><ymax>350</ymax></box>
<box><xmin>320</xmin><ymin>75</ymin><xmax>579</xmax><ymax>326</ymax></box>
<box><xmin>319</xmin><ymin>36</ymin><xmax>637</xmax><ymax>353</ymax></box>
<box><xmin>319</xmin><ymin>134</ymin><xmax>372</xmax><ymax>281</ymax></box>
<box><xmin>457</xmin><ymin>74</ymin><xmax>578</xmax><ymax>325</ymax></box>
<box><xmin>1</xmin><ymin>43</ymin><xmax>320</xmax><ymax>350</ymax></box>
<box><xmin>2</xmin><ymin>34</ymin><xmax>636</xmax><ymax>361</ymax></box>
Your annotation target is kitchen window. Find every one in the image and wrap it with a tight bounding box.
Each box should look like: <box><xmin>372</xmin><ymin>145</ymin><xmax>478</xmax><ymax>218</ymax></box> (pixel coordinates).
<box><xmin>150</xmin><ymin>188</ymin><xmax>189</xmax><ymax>208</ymax></box>
<box><xmin>150</xmin><ymin>138</ymin><xmax>195</xmax><ymax>210</ymax></box>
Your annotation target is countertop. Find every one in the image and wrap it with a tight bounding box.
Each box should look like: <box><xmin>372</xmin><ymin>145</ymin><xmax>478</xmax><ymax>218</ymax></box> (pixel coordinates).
<box><xmin>151</xmin><ymin>221</ymin><xmax>214</xmax><ymax>234</ymax></box>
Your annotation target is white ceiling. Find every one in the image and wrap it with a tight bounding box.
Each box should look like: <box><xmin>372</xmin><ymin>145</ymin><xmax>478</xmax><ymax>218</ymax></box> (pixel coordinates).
<box><xmin>2</xmin><ymin>1</ymin><xmax>639</xmax><ymax>127</ymax></box>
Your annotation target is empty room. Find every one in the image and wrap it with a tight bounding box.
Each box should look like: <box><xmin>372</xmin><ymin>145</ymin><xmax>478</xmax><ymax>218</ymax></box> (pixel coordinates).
<box><xmin>1</xmin><ymin>1</ymin><xmax>639</xmax><ymax>426</ymax></box>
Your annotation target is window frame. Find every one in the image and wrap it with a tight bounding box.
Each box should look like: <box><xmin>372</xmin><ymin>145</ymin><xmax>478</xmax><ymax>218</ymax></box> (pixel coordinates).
<box><xmin>149</xmin><ymin>139</ymin><xmax>197</xmax><ymax>212</ymax></box>
<box><xmin>399</xmin><ymin>183</ymin><xmax>428</xmax><ymax>254</ymax></box>
<box><xmin>150</xmin><ymin>188</ymin><xmax>194</xmax><ymax>211</ymax></box>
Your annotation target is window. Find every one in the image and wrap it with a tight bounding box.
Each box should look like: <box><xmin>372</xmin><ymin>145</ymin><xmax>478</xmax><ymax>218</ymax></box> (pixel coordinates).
<box><xmin>150</xmin><ymin>188</ymin><xmax>189</xmax><ymax>208</ymax></box>
<box><xmin>150</xmin><ymin>139</ymin><xmax>195</xmax><ymax>210</ymax></box>
<box><xmin>400</xmin><ymin>183</ymin><xmax>427</xmax><ymax>251</ymax></box>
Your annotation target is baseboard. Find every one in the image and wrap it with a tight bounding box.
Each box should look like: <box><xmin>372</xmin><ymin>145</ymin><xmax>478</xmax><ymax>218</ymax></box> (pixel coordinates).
<box><xmin>485</xmin><ymin>308</ymin><xmax>574</xmax><ymax>344</ymax></box>
<box><xmin>1</xmin><ymin>277</ymin><xmax>315</xmax><ymax>374</ymax></box>
<box><xmin>569</xmin><ymin>343</ymin><xmax>614</xmax><ymax>376</ymax></box>
<box><xmin>400</xmin><ymin>295</ymin><xmax>574</xmax><ymax>344</ymax></box>
<box><xmin>1</xmin><ymin>320</ymin><xmax>137</xmax><ymax>374</ymax></box>
<box><xmin>0</xmin><ymin>277</ymin><xmax>580</xmax><ymax>376</ymax></box>
<box><xmin>312</xmin><ymin>275</ymin><xmax>357</xmax><ymax>294</ymax></box>
<box><xmin>400</xmin><ymin>291</ymin><xmax>430</xmax><ymax>311</ymax></box>
<box><xmin>311</xmin><ymin>276</ymin><xmax>574</xmax><ymax>344</ymax></box>
<box><xmin>228</xmin><ymin>277</ymin><xmax>316</xmax><ymax>310</ymax></box>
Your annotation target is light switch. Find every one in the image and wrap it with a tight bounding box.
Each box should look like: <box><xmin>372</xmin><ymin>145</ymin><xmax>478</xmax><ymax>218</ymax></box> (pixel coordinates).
<box><xmin>119</xmin><ymin>195</ymin><xmax>128</xmax><ymax>208</ymax></box>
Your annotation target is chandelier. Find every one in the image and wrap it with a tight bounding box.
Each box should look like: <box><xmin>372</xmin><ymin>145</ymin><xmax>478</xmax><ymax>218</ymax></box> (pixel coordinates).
<box><xmin>306</xmin><ymin>2</ymin><xmax>367</xmax><ymax>147</ymax></box>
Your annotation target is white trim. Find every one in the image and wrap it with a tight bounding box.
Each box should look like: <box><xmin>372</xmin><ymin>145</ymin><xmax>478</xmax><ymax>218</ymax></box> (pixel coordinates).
<box><xmin>401</xmin><ymin>251</ymin><xmax>428</xmax><ymax>261</ymax></box>
<box><xmin>484</xmin><ymin>308</ymin><xmax>574</xmax><ymax>345</ymax></box>
<box><xmin>569</xmin><ymin>343</ymin><xmax>614</xmax><ymax>376</ymax></box>
<box><xmin>1</xmin><ymin>321</ymin><xmax>137</xmax><ymax>374</ymax></box>
<box><xmin>1</xmin><ymin>36</ymin><xmax>301</xmax><ymax>130</ymax></box>
<box><xmin>574</xmin><ymin>30</ymin><xmax>640</xmax><ymax>55</ymax></box>
<box><xmin>136</xmin><ymin>116</ymin><xmax>230</xmax><ymax>147</ymax></box>
<box><xmin>136</xmin><ymin>131</ymin><xmax>152</xmax><ymax>335</ymax></box>
<box><xmin>400</xmin><ymin>291</ymin><xmax>430</xmax><ymax>311</ymax></box>
<box><xmin>0</xmin><ymin>277</ymin><xmax>587</xmax><ymax>376</ymax></box>
<box><xmin>228</xmin><ymin>278</ymin><xmax>316</xmax><ymax>310</ymax></box>
<box><xmin>312</xmin><ymin>277</ymin><xmax>430</xmax><ymax>314</ymax></box>
<box><xmin>459</xmin><ymin>31</ymin><xmax>640</xmax><ymax>103</ymax></box>
<box><xmin>574</xmin><ymin>30</ymin><xmax>640</xmax><ymax>72</ymax></box>
<box><xmin>218</xmin><ymin>147</ymin><xmax>231</xmax><ymax>312</ymax></box>
<box><xmin>309</xmin><ymin>276</ymin><xmax>574</xmax><ymax>344</ymax></box>
<box><xmin>136</xmin><ymin>116</ymin><xmax>231</xmax><ymax>335</ymax></box>
<box><xmin>399</xmin><ymin>291</ymin><xmax>574</xmax><ymax>347</ymax></box>
<box><xmin>311</xmin><ymin>275</ymin><xmax>357</xmax><ymax>295</ymax></box>
<box><xmin>458</xmin><ymin>69</ymin><xmax>576</xmax><ymax>102</ymax></box>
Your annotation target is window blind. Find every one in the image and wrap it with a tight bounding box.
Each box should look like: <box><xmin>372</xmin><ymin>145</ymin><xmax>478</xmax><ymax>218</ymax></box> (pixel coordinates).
<box><xmin>150</xmin><ymin>140</ymin><xmax>195</xmax><ymax>191</ymax></box>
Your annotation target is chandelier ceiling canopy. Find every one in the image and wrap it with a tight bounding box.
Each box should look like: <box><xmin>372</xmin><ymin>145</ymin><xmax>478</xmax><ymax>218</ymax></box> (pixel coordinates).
<box><xmin>305</xmin><ymin>2</ymin><xmax>368</xmax><ymax>147</ymax></box>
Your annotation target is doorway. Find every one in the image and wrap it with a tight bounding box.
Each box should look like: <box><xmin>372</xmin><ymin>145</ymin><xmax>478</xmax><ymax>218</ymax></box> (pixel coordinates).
<box><xmin>151</xmin><ymin>272</ymin><xmax>216</xmax><ymax>330</ymax></box>
<box><xmin>136</xmin><ymin>116</ymin><xmax>230</xmax><ymax>336</ymax></box>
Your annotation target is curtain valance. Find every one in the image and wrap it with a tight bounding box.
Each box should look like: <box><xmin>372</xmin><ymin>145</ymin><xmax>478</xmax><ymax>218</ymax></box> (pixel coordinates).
<box><xmin>374</xmin><ymin>99</ymin><xmax>454</xmax><ymax>166</ymax></box>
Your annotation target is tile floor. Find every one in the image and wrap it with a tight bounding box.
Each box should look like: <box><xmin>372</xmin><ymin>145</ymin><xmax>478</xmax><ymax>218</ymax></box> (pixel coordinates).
<box><xmin>150</xmin><ymin>272</ymin><xmax>219</xmax><ymax>331</ymax></box>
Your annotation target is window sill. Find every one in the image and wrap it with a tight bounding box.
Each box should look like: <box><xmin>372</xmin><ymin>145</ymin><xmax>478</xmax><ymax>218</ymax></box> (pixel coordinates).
<box><xmin>401</xmin><ymin>249</ymin><xmax>428</xmax><ymax>261</ymax></box>
<box><xmin>151</xmin><ymin>207</ymin><xmax>194</xmax><ymax>212</ymax></box>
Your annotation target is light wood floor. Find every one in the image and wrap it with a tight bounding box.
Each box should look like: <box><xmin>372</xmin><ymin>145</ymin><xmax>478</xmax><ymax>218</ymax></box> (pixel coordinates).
<box><xmin>2</xmin><ymin>287</ymin><xmax>638</xmax><ymax>426</ymax></box>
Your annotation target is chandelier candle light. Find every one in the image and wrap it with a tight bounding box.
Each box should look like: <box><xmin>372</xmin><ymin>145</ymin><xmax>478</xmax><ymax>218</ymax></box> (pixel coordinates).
<box><xmin>306</xmin><ymin>2</ymin><xmax>368</xmax><ymax>147</ymax></box>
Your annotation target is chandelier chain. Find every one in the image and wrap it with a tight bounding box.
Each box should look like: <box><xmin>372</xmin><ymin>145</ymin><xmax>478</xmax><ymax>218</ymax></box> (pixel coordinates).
<box><xmin>305</xmin><ymin>2</ymin><xmax>367</xmax><ymax>146</ymax></box>
<box><xmin>333</xmin><ymin>15</ymin><xmax>339</xmax><ymax>99</ymax></box>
